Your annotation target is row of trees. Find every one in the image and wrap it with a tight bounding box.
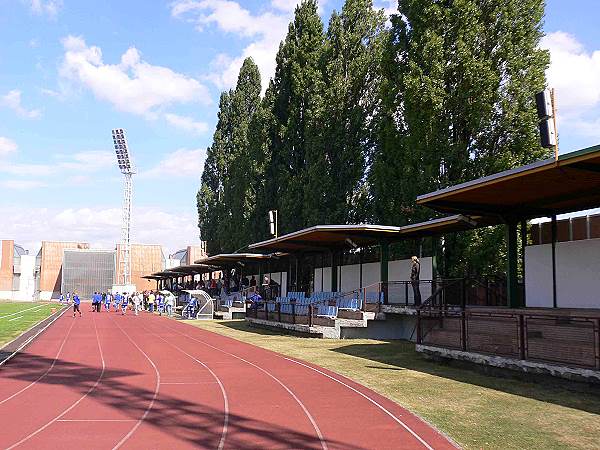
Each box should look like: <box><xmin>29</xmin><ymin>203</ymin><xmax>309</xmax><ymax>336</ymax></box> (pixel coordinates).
<box><xmin>197</xmin><ymin>0</ymin><xmax>550</xmax><ymax>275</ymax></box>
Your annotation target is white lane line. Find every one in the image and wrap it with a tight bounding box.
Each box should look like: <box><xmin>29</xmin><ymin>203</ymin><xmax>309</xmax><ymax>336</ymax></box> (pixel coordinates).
<box><xmin>110</xmin><ymin>318</ymin><xmax>160</xmax><ymax>450</ymax></box>
<box><xmin>147</xmin><ymin>326</ymin><xmax>229</xmax><ymax>450</ymax></box>
<box><xmin>160</xmin><ymin>382</ymin><xmax>218</xmax><ymax>385</ymax></box>
<box><xmin>6</xmin><ymin>314</ymin><xmax>106</xmax><ymax>450</ymax></box>
<box><xmin>0</xmin><ymin>309</ymin><xmax>73</xmax><ymax>404</ymax></box>
<box><xmin>8</xmin><ymin>316</ymin><xmax>23</xmax><ymax>322</ymax></box>
<box><xmin>283</xmin><ymin>358</ymin><xmax>435</xmax><ymax>450</ymax></box>
<box><xmin>0</xmin><ymin>304</ymin><xmax>46</xmax><ymax>320</ymax></box>
<box><xmin>160</xmin><ymin>321</ymin><xmax>328</xmax><ymax>450</ymax></box>
<box><xmin>57</xmin><ymin>419</ymin><xmax>137</xmax><ymax>422</ymax></box>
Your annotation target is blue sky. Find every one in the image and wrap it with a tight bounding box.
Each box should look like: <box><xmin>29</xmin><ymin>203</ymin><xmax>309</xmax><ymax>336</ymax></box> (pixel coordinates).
<box><xmin>1</xmin><ymin>0</ymin><xmax>599</xmax><ymax>253</ymax></box>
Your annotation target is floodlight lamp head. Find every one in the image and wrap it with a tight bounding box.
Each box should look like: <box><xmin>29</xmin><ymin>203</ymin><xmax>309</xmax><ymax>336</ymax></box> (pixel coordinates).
<box><xmin>111</xmin><ymin>128</ymin><xmax>136</xmax><ymax>174</ymax></box>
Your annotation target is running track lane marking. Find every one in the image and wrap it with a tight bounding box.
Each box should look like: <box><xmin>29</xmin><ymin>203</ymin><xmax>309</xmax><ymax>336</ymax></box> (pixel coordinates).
<box><xmin>283</xmin><ymin>358</ymin><xmax>435</xmax><ymax>450</ymax></box>
<box><xmin>158</xmin><ymin>321</ymin><xmax>329</xmax><ymax>450</ymax></box>
<box><xmin>0</xmin><ymin>304</ymin><xmax>46</xmax><ymax>320</ymax></box>
<box><xmin>0</xmin><ymin>309</ymin><xmax>74</xmax><ymax>405</ymax></box>
<box><xmin>110</xmin><ymin>316</ymin><xmax>160</xmax><ymax>450</ymax></box>
<box><xmin>146</xmin><ymin>325</ymin><xmax>229</xmax><ymax>450</ymax></box>
<box><xmin>5</xmin><ymin>314</ymin><xmax>106</xmax><ymax>450</ymax></box>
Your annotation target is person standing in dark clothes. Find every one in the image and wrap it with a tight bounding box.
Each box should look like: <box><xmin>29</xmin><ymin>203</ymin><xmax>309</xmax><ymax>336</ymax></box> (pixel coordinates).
<box><xmin>411</xmin><ymin>256</ymin><xmax>421</xmax><ymax>306</ymax></box>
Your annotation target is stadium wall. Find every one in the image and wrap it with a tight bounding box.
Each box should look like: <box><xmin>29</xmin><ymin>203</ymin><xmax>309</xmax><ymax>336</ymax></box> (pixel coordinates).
<box><xmin>116</xmin><ymin>243</ymin><xmax>164</xmax><ymax>292</ymax></box>
<box><xmin>38</xmin><ymin>241</ymin><xmax>90</xmax><ymax>300</ymax></box>
<box><xmin>0</xmin><ymin>240</ymin><xmax>14</xmax><ymax>292</ymax></box>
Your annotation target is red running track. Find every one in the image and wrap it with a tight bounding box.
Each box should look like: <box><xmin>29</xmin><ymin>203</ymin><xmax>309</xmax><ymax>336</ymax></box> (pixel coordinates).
<box><xmin>0</xmin><ymin>307</ymin><xmax>457</xmax><ymax>449</ymax></box>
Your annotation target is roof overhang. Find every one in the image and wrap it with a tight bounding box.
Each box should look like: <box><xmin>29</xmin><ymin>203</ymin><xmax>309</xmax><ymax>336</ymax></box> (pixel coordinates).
<box><xmin>248</xmin><ymin>218</ymin><xmax>492</xmax><ymax>252</ymax></box>
<box><xmin>194</xmin><ymin>253</ymin><xmax>276</xmax><ymax>266</ymax></box>
<box><xmin>417</xmin><ymin>144</ymin><xmax>600</xmax><ymax>219</ymax></box>
<box><xmin>168</xmin><ymin>264</ymin><xmax>216</xmax><ymax>275</ymax></box>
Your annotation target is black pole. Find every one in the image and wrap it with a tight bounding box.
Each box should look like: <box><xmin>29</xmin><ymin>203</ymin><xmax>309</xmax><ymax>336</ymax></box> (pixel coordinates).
<box><xmin>551</xmin><ymin>215</ymin><xmax>557</xmax><ymax>308</ymax></box>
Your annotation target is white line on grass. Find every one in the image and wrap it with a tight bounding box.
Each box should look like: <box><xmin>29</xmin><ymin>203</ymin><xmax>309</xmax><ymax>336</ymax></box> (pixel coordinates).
<box><xmin>0</xmin><ymin>304</ymin><xmax>46</xmax><ymax>320</ymax></box>
<box><xmin>7</xmin><ymin>316</ymin><xmax>23</xmax><ymax>322</ymax></box>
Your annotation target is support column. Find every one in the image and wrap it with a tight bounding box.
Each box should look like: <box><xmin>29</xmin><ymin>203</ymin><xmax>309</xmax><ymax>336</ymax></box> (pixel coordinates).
<box><xmin>359</xmin><ymin>248</ymin><xmax>363</xmax><ymax>290</ymax></box>
<box><xmin>520</xmin><ymin>219</ymin><xmax>527</xmax><ymax>307</ymax></box>
<box><xmin>507</xmin><ymin>220</ymin><xmax>520</xmax><ymax>308</ymax></box>
<box><xmin>551</xmin><ymin>215</ymin><xmax>557</xmax><ymax>308</ymax></box>
<box><xmin>380</xmin><ymin>241</ymin><xmax>389</xmax><ymax>304</ymax></box>
<box><xmin>331</xmin><ymin>251</ymin><xmax>338</xmax><ymax>292</ymax></box>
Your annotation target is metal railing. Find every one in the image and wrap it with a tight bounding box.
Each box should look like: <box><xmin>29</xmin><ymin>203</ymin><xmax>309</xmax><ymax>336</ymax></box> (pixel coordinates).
<box><xmin>416</xmin><ymin>307</ymin><xmax>600</xmax><ymax>370</ymax></box>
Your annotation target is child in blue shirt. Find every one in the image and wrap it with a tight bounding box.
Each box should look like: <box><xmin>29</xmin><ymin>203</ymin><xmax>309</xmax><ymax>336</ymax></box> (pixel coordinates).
<box><xmin>72</xmin><ymin>293</ymin><xmax>82</xmax><ymax>317</ymax></box>
<box><xmin>114</xmin><ymin>293</ymin><xmax>121</xmax><ymax>312</ymax></box>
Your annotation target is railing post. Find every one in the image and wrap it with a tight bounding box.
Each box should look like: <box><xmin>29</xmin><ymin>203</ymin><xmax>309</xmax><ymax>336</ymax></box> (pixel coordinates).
<box><xmin>361</xmin><ymin>288</ymin><xmax>366</xmax><ymax>312</ymax></box>
<box><xmin>461</xmin><ymin>310</ymin><xmax>467</xmax><ymax>351</ymax></box>
<box><xmin>518</xmin><ymin>313</ymin><xmax>525</xmax><ymax>360</ymax></box>
<box><xmin>264</xmin><ymin>302</ymin><xmax>268</xmax><ymax>320</ymax></box>
<box><xmin>461</xmin><ymin>278</ymin><xmax>466</xmax><ymax>309</ymax></box>
<box><xmin>277</xmin><ymin>302</ymin><xmax>281</xmax><ymax>323</ymax></box>
<box><xmin>594</xmin><ymin>318</ymin><xmax>600</xmax><ymax>370</ymax></box>
<box><xmin>292</xmin><ymin>302</ymin><xmax>296</xmax><ymax>324</ymax></box>
<box><xmin>405</xmin><ymin>282</ymin><xmax>409</xmax><ymax>306</ymax></box>
<box><xmin>416</xmin><ymin>309</ymin><xmax>422</xmax><ymax>344</ymax></box>
<box><xmin>308</xmin><ymin>304</ymin><xmax>313</xmax><ymax>327</ymax></box>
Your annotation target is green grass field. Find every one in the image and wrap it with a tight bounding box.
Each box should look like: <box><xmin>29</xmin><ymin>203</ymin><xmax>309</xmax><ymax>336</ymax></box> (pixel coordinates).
<box><xmin>187</xmin><ymin>319</ymin><xmax>600</xmax><ymax>450</ymax></box>
<box><xmin>0</xmin><ymin>302</ymin><xmax>59</xmax><ymax>348</ymax></box>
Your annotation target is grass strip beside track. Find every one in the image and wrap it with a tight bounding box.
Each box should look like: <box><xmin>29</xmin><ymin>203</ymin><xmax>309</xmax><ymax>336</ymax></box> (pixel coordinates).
<box><xmin>185</xmin><ymin>319</ymin><xmax>600</xmax><ymax>450</ymax></box>
<box><xmin>0</xmin><ymin>302</ymin><xmax>58</xmax><ymax>348</ymax></box>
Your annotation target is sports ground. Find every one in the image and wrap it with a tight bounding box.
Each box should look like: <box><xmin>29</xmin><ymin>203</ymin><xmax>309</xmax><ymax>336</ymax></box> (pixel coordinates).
<box><xmin>0</xmin><ymin>305</ymin><xmax>456</xmax><ymax>449</ymax></box>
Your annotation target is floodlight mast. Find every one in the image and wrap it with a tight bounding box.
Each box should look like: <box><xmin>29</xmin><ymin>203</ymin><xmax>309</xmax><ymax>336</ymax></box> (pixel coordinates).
<box><xmin>111</xmin><ymin>128</ymin><xmax>136</xmax><ymax>287</ymax></box>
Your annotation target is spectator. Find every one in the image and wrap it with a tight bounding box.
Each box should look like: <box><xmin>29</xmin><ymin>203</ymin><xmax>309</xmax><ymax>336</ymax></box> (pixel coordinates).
<box><xmin>250</xmin><ymin>275</ymin><xmax>257</xmax><ymax>287</ymax></box>
<box><xmin>132</xmin><ymin>292</ymin><xmax>141</xmax><ymax>316</ymax></box>
<box><xmin>166</xmin><ymin>292</ymin><xmax>175</xmax><ymax>316</ymax></box>
<box><xmin>411</xmin><ymin>256</ymin><xmax>421</xmax><ymax>306</ymax></box>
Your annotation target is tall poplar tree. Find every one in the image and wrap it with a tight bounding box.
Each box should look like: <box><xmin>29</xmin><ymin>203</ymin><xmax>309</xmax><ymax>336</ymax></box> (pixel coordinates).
<box><xmin>371</xmin><ymin>0</ymin><xmax>550</xmax><ymax>274</ymax></box>
<box><xmin>221</xmin><ymin>58</ymin><xmax>262</xmax><ymax>251</ymax></box>
<box><xmin>265</xmin><ymin>0</ymin><xmax>326</xmax><ymax>233</ymax></box>
<box><xmin>197</xmin><ymin>91</ymin><xmax>233</xmax><ymax>254</ymax></box>
<box><xmin>304</xmin><ymin>0</ymin><xmax>386</xmax><ymax>224</ymax></box>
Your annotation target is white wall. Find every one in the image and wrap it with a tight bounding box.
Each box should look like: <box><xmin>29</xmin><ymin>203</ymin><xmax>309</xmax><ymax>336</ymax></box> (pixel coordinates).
<box><xmin>313</xmin><ymin>257</ymin><xmax>432</xmax><ymax>296</ymax></box>
<box><xmin>525</xmin><ymin>239</ymin><xmax>600</xmax><ymax>308</ymax></box>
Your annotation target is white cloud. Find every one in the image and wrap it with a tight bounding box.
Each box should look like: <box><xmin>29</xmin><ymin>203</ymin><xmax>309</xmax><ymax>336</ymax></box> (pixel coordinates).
<box><xmin>0</xmin><ymin>206</ymin><xmax>199</xmax><ymax>256</ymax></box>
<box><xmin>0</xmin><ymin>137</ymin><xmax>18</xmax><ymax>158</ymax></box>
<box><xmin>171</xmin><ymin>0</ymin><xmax>296</xmax><ymax>90</ymax></box>
<box><xmin>59</xmin><ymin>35</ymin><xmax>211</xmax><ymax>117</ymax></box>
<box><xmin>143</xmin><ymin>148</ymin><xmax>206</xmax><ymax>178</ymax></box>
<box><xmin>26</xmin><ymin>0</ymin><xmax>62</xmax><ymax>18</ymax></box>
<box><xmin>541</xmin><ymin>31</ymin><xmax>600</xmax><ymax>142</ymax></box>
<box><xmin>0</xmin><ymin>180</ymin><xmax>47</xmax><ymax>190</ymax></box>
<box><xmin>164</xmin><ymin>113</ymin><xmax>209</xmax><ymax>134</ymax></box>
<box><xmin>2</xmin><ymin>90</ymin><xmax>42</xmax><ymax>119</ymax></box>
<box><xmin>0</xmin><ymin>150</ymin><xmax>115</xmax><ymax>178</ymax></box>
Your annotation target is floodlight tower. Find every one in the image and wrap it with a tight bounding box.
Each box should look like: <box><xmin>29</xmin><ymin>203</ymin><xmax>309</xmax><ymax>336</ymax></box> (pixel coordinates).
<box><xmin>112</xmin><ymin>128</ymin><xmax>136</xmax><ymax>287</ymax></box>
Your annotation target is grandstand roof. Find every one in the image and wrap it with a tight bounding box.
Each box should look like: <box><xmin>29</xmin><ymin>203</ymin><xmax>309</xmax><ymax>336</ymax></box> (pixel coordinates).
<box><xmin>417</xmin><ymin>144</ymin><xmax>600</xmax><ymax>218</ymax></box>
<box><xmin>168</xmin><ymin>264</ymin><xmax>215</xmax><ymax>274</ymax></box>
<box><xmin>248</xmin><ymin>216</ymin><xmax>488</xmax><ymax>252</ymax></box>
<box><xmin>194</xmin><ymin>253</ymin><xmax>274</xmax><ymax>266</ymax></box>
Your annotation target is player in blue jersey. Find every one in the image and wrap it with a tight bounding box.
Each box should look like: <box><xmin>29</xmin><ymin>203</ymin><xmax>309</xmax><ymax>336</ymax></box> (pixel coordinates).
<box><xmin>121</xmin><ymin>293</ymin><xmax>129</xmax><ymax>315</ymax></box>
<box><xmin>113</xmin><ymin>292</ymin><xmax>121</xmax><ymax>312</ymax></box>
<box><xmin>72</xmin><ymin>292</ymin><xmax>82</xmax><ymax>317</ymax></box>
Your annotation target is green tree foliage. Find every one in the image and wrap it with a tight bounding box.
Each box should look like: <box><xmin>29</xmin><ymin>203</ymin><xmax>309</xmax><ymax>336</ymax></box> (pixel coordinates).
<box><xmin>306</xmin><ymin>0</ymin><xmax>387</xmax><ymax>224</ymax></box>
<box><xmin>371</xmin><ymin>0</ymin><xmax>550</xmax><ymax>275</ymax></box>
<box><xmin>221</xmin><ymin>58</ymin><xmax>262</xmax><ymax>252</ymax></box>
<box><xmin>198</xmin><ymin>0</ymin><xmax>550</xmax><ymax>279</ymax></box>
<box><xmin>265</xmin><ymin>0</ymin><xmax>326</xmax><ymax>233</ymax></box>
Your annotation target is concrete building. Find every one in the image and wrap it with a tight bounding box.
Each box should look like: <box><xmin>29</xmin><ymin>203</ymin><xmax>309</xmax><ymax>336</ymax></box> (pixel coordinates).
<box><xmin>0</xmin><ymin>240</ymin><xmax>36</xmax><ymax>301</ymax></box>
<box><xmin>116</xmin><ymin>243</ymin><xmax>165</xmax><ymax>292</ymax></box>
<box><xmin>168</xmin><ymin>245</ymin><xmax>207</xmax><ymax>269</ymax></box>
<box><xmin>37</xmin><ymin>241</ymin><xmax>90</xmax><ymax>300</ymax></box>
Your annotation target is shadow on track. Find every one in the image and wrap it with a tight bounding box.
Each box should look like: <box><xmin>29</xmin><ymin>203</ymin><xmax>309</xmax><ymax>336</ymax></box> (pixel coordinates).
<box><xmin>1</xmin><ymin>353</ymin><xmax>366</xmax><ymax>449</ymax></box>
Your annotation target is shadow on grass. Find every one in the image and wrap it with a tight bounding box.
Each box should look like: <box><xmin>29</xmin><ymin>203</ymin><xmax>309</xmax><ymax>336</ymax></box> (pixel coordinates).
<box><xmin>331</xmin><ymin>340</ymin><xmax>600</xmax><ymax>415</ymax></box>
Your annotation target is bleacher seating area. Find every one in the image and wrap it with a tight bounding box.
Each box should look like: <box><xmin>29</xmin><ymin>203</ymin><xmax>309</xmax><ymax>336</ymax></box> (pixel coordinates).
<box><xmin>261</xmin><ymin>290</ymin><xmax>384</xmax><ymax>319</ymax></box>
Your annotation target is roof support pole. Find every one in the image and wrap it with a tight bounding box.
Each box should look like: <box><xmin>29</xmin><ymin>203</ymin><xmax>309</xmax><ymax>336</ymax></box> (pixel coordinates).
<box><xmin>331</xmin><ymin>250</ymin><xmax>338</xmax><ymax>292</ymax></box>
<box><xmin>520</xmin><ymin>220</ymin><xmax>527</xmax><ymax>307</ymax></box>
<box><xmin>380</xmin><ymin>241</ymin><xmax>389</xmax><ymax>304</ymax></box>
<box><xmin>359</xmin><ymin>247</ymin><xmax>363</xmax><ymax>290</ymax></box>
<box><xmin>507</xmin><ymin>220</ymin><xmax>520</xmax><ymax>308</ymax></box>
<box><xmin>551</xmin><ymin>215</ymin><xmax>558</xmax><ymax>308</ymax></box>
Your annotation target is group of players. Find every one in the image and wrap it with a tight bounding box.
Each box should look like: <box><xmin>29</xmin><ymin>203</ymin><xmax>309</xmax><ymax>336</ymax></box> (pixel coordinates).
<box><xmin>59</xmin><ymin>290</ymin><xmax>176</xmax><ymax>318</ymax></box>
